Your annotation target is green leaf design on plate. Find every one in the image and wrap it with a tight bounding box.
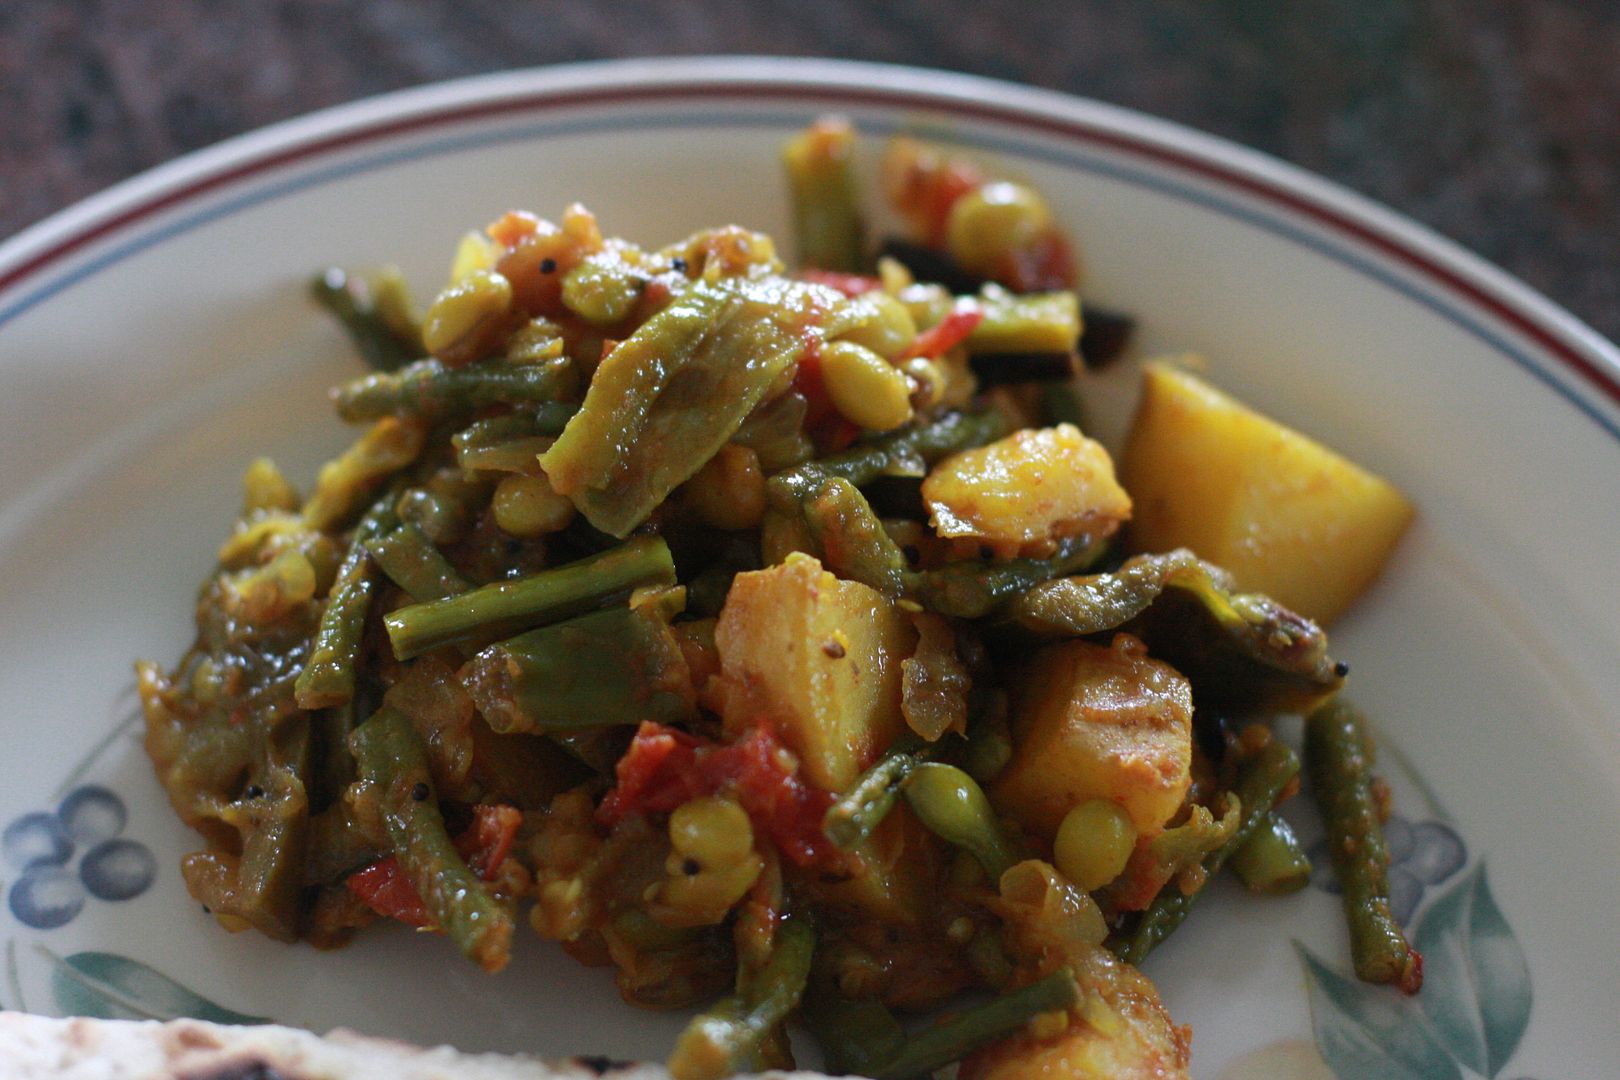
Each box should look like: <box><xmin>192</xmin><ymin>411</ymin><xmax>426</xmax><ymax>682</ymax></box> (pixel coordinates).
<box><xmin>44</xmin><ymin>949</ymin><xmax>267</xmax><ymax>1025</ymax></box>
<box><xmin>1296</xmin><ymin>942</ymin><xmax>1463</xmax><ymax>1080</ymax></box>
<box><xmin>1414</xmin><ymin>862</ymin><xmax>1531</xmax><ymax>1077</ymax></box>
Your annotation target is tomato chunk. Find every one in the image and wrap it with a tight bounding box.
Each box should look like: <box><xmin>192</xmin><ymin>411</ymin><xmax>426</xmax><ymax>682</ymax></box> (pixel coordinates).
<box><xmin>597</xmin><ymin>721</ymin><xmax>838</xmax><ymax>868</ymax></box>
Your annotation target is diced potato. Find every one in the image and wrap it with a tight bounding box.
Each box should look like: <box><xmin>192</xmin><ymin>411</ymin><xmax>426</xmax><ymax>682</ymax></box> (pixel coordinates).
<box><xmin>959</xmin><ymin>965</ymin><xmax>1191</xmax><ymax>1080</ymax></box>
<box><xmin>714</xmin><ymin>553</ymin><xmax>916</xmax><ymax>791</ymax></box>
<box><xmin>991</xmin><ymin>635</ymin><xmax>1191</xmax><ymax>839</ymax></box>
<box><xmin>921</xmin><ymin>424</ymin><xmax>1131</xmax><ymax>549</ymax></box>
<box><xmin>1120</xmin><ymin>361</ymin><xmax>1413</xmax><ymax>625</ymax></box>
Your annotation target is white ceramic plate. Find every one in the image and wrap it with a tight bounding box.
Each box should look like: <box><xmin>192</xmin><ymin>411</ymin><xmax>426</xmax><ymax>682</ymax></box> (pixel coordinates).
<box><xmin>1</xmin><ymin>58</ymin><xmax>1616</xmax><ymax>1079</ymax></box>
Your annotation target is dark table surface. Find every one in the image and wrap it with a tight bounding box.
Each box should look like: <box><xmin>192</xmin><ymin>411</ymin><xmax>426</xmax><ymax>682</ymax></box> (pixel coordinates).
<box><xmin>5</xmin><ymin>0</ymin><xmax>1617</xmax><ymax>342</ymax></box>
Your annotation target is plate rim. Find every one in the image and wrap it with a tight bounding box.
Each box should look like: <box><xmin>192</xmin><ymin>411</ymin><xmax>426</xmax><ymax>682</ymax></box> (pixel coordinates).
<box><xmin>1</xmin><ymin>55</ymin><xmax>1617</xmax><ymax>409</ymax></box>
<box><xmin>0</xmin><ymin>55</ymin><xmax>1612</xmax><ymax>1074</ymax></box>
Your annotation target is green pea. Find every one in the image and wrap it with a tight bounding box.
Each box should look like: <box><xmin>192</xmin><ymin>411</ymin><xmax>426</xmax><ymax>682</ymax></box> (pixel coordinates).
<box><xmin>945</xmin><ymin>181</ymin><xmax>1052</xmax><ymax>278</ymax></box>
<box><xmin>1053</xmin><ymin>798</ymin><xmax>1137</xmax><ymax>891</ymax></box>
<box><xmin>820</xmin><ymin>340</ymin><xmax>913</xmax><ymax>432</ymax></box>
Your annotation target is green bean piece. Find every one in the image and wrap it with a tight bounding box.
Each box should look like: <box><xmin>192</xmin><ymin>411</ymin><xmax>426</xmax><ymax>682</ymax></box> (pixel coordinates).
<box><xmin>465</xmin><ymin>605</ymin><xmax>696</xmax><ymax>733</ymax></box>
<box><xmin>803</xmin><ymin>992</ymin><xmax>906</xmax><ymax>1078</ymax></box>
<box><xmin>668</xmin><ymin>918</ymin><xmax>815</xmax><ymax>1080</ymax></box>
<box><xmin>451</xmin><ymin>405</ymin><xmax>577</xmax><ymax>475</ymax></box>
<box><xmin>383</xmin><ymin>535</ymin><xmax>676</xmax><ymax>660</ymax></box>
<box><xmin>302</xmin><ymin>419</ymin><xmax>423</xmax><ymax>534</ymax></box>
<box><xmin>1001</xmin><ymin>549</ymin><xmax>1346</xmax><ymax>713</ymax></box>
<box><xmin>965</xmin><ymin>287</ymin><xmax>1081</xmax><ymax>356</ymax></box>
<box><xmin>366</xmin><ymin>522</ymin><xmax>471</xmax><ymax>603</ymax></box>
<box><xmin>1305</xmin><ymin>698</ymin><xmax>1423</xmax><ymax>993</ymax></box>
<box><xmin>542</xmin><ymin>278</ymin><xmax>832</xmax><ymax>537</ymax></box>
<box><xmin>309</xmin><ymin>701</ymin><xmax>358</xmax><ymax>816</ymax></box>
<box><xmin>823</xmin><ymin>735</ymin><xmax>932</xmax><ymax>849</ymax></box>
<box><xmin>783</xmin><ymin>117</ymin><xmax>865</xmax><ymax>272</ymax></box>
<box><xmin>1229</xmin><ymin>811</ymin><xmax>1313</xmax><ymax>894</ymax></box>
<box><xmin>200</xmin><ymin>713</ymin><xmax>312</xmax><ymax>943</ymax></box>
<box><xmin>294</xmin><ymin>491</ymin><xmax>398</xmax><ymax>710</ymax></box>
<box><xmin>904</xmin><ymin>534</ymin><xmax>1109</xmax><ymax>619</ymax></box>
<box><xmin>332</xmin><ymin>356</ymin><xmax>571</xmax><ymax>423</ymax></box>
<box><xmin>349</xmin><ymin>706</ymin><xmax>514</xmax><ymax>973</ymax></box>
<box><xmin>310</xmin><ymin>267</ymin><xmax>421</xmax><ymax>373</ymax></box>
<box><xmin>1111</xmin><ymin>738</ymin><xmax>1299</xmax><ymax>965</ymax></box>
<box><xmin>903</xmin><ymin>762</ymin><xmax>1021</xmax><ymax>881</ymax></box>
<box><xmin>802</xmin><ymin>477</ymin><xmax>908</xmax><ymax>596</ymax></box>
<box><xmin>871</xmin><ymin>970</ymin><xmax>1082</xmax><ymax>1080</ymax></box>
<box><xmin>451</xmin><ymin>404</ymin><xmax>578</xmax><ymax>452</ymax></box>
<box><xmin>767</xmin><ymin>408</ymin><xmax>1011</xmax><ymax>509</ymax></box>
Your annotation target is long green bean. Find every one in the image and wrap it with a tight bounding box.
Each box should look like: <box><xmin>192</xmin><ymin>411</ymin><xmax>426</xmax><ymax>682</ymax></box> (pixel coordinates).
<box><xmin>1229</xmin><ymin>812</ymin><xmax>1312</xmax><ymax>894</ymax></box>
<box><xmin>366</xmin><ymin>521</ymin><xmax>470</xmax><ymax>603</ymax></box>
<box><xmin>871</xmin><ymin>970</ymin><xmax>1081</xmax><ymax>1080</ymax></box>
<box><xmin>383</xmin><ymin>535</ymin><xmax>675</xmax><ymax>659</ymax></box>
<box><xmin>822</xmin><ymin>735</ymin><xmax>931</xmax><ymax>849</ymax></box>
<box><xmin>668</xmin><ymin>918</ymin><xmax>815</xmax><ymax>1080</ymax></box>
<box><xmin>349</xmin><ymin>706</ymin><xmax>513</xmax><ymax>973</ymax></box>
<box><xmin>310</xmin><ymin>267</ymin><xmax>420</xmax><ymax>373</ymax></box>
<box><xmin>464</xmin><ymin>605</ymin><xmax>696</xmax><ymax>733</ymax></box>
<box><xmin>294</xmin><ymin>490</ymin><xmax>397</xmax><ymax>710</ymax></box>
<box><xmin>1305</xmin><ymin>698</ymin><xmax>1423</xmax><ymax>993</ymax></box>
<box><xmin>1111</xmin><ymin>737</ymin><xmax>1300</xmax><ymax>965</ymax></box>
<box><xmin>783</xmin><ymin>117</ymin><xmax>864</xmax><ymax>272</ymax></box>
<box><xmin>332</xmin><ymin>356</ymin><xmax>571</xmax><ymax>422</ymax></box>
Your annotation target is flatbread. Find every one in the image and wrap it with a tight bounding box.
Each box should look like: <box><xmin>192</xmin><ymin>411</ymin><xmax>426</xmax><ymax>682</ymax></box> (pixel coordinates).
<box><xmin>0</xmin><ymin>1012</ymin><xmax>819</xmax><ymax>1080</ymax></box>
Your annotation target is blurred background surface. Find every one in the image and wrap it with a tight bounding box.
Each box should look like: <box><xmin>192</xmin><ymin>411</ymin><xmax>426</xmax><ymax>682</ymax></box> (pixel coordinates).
<box><xmin>4</xmin><ymin>0</ymin><xmax>1616</xmax><ymax>338</ymax></box>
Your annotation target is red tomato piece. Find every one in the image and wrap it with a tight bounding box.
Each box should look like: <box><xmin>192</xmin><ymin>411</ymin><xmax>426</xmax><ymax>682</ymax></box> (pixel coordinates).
<box><xmin>899</xmin><ymin>306</ymin><xmax>985</xmax><ymax>362</ymax></box>
<box><xmin>347</xmin><ymin>804</ymin><xmax>524</xmax><ymax>927</ymax></box>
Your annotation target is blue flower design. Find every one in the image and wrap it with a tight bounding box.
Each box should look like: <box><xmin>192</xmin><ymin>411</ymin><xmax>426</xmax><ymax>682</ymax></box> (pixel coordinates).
<box><xmin>4</xmin><ymin>786</ymin><xmax>155</xmax><ymax>929</ymax></box>
<box><xmin>1308</xmin><ymin>813</ymin><xmax>1465</xmax><ymax>924</ymax></box>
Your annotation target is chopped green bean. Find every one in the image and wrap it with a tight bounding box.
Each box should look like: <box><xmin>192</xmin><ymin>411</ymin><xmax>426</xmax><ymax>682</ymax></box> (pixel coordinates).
<box><xmin>871</xmin><ymin>970</ymin><xmax>1081</xmax><ymax>1080</ymax></box>
<box><xmin>349</xmin><ymin>706</ymin><xmax>513</xmax><ymax>972</ymax></box>
<box><xmin>905</xmin><ymin>534</ymin><xmax>1108</xmax><ymax>619</ymax></box>
<box><xmin>1305</xmin><ymin>698</ymin><xmax>1423</xmax><ymax>993</ymax></box>
<box><xmin>783</xmin><ymin>117</ymin><xmax>865</xmax><ymax>272</ymax></box>
<box><xmin>668</xmin><ymin>918</ymin><xmax>815</xmax><ymax>1080</ymax></box>
<box><xmin>542</xmin><ymin>279</ymin><xmax>826</xmax><ymax>537</ymax></box>
<box><xmin>823</xmin><ymin>735</ymin><xmax>932</xmax><ymax>849</ymax></box>
<box><xmin>1111</xmin><ymin>738</ymin><xmax>1299</xmax><ymax>965</ymax></box>
<box><xmin>365</xmin><ymin>521</ymin><xmax>471</xmax><ymax>603</ymax></box>
<box><xmin>294</xmin><ymin>490</ymin><xmax>397</xmax><ymax>710</ymax></box>
<box><xmin>1229</xmin><ymin>812</ymin><xmax>1312</xmax><ymax>894</ymax></box>
<box><xmin>310</xmin><ymin>267</ymin><xmax>421</xmax><ymax>373</ymax></box>
<box><xmin>464</xmin><ymin>605</ymin><xmax>696</xmax><ymax>733</ymax></box>
<box><xmin>332</xmin><ymin>356</ymin><xmax>571</xmax><ymax>422</ymax></box>
<box><xmin>452</xmin><ymin>403</ymin><xmax>578</xmax><ymax>450</ymax></box>
<box><xmin>802</xmin><ymin>476</ymin><xmax>908</xmax><ymax>595</ymax></box>
<box><xmin>803</xmin><ymin>992</ymin><xmax>906</xmax><ymax>1078</ymax></box>
<box><xmin>383</xmin><ymin>535</ymin><xmax>676</xmax><ymax>659</ymax></box>
<box><xmin>768</xmin><ymin>408</ymin><xmax>1011</xmax><ymax>509</ymax></box>
<box><xmin>966</xmin><ymin>287</ymin><xmax>1080</xmax><ymax>356</ymax></box>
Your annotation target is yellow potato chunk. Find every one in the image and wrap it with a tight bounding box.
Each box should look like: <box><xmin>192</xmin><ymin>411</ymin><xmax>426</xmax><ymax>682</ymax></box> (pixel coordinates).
<box><xmin>714</xmin><ymin>553</ymin><xmax>916</xmax><ymax>791</ymax></box>
<box><xmin>1120</xmin><ymin>361</ymin><xmax>1414</xmax><ymax>625</ymax></box>
<box><xmin>921</xmin><ymin>424</ymin><xmax>1132</xmax><ymax>549</ymax></box>
<box><xmin>991</xmin><ymin>635</ymin><xmax>1191</xmax><ymax>839</ymax></box>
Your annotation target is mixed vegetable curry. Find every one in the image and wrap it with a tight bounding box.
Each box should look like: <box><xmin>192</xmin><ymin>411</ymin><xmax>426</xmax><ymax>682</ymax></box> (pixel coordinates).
<box><xmin>138</xmin><ymin>118</ymin><xmax>1419</xmax><ymax>1079</ymax></box>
